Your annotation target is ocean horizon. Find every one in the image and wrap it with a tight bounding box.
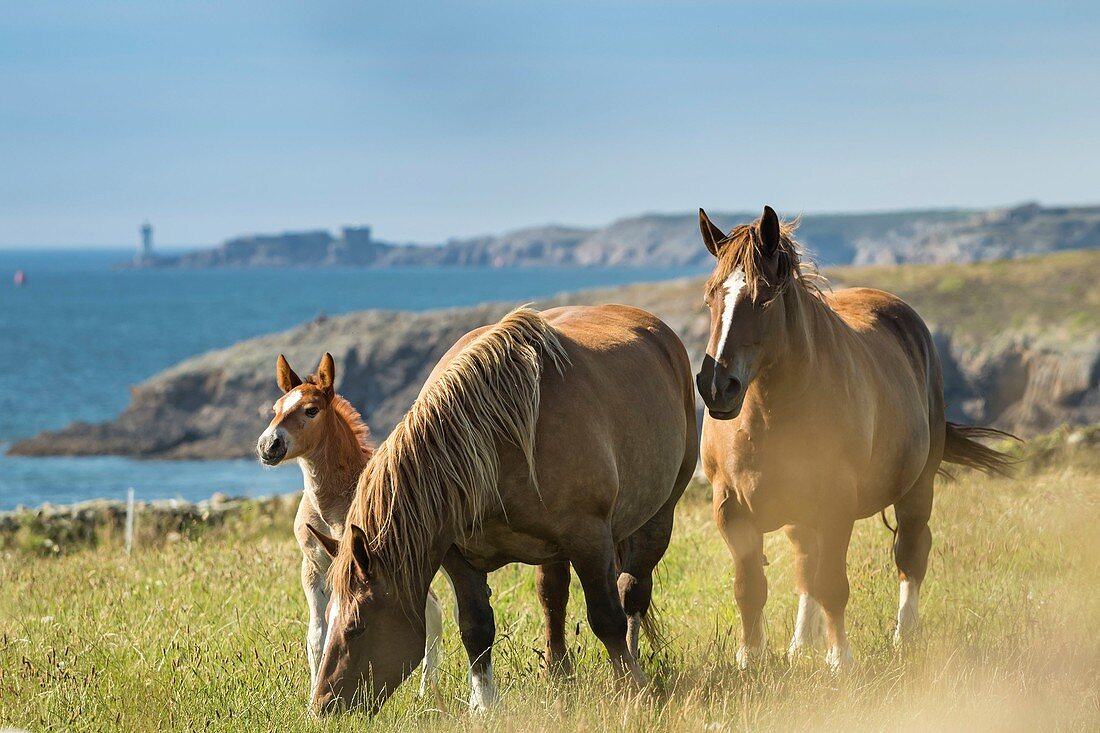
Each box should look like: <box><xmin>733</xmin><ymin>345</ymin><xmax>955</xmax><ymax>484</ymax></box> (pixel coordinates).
<box><xmin>0</xmin><ymin>249</ymin><xmax>702</xmax><ymax>510</ymax></box>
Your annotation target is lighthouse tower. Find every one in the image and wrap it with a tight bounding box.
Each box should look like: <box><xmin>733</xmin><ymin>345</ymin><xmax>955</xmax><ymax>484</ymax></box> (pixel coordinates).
<box><xmin>137</xmin><ymin>221</ymin><xmax>154</xmax><ymax>264</ymax></box>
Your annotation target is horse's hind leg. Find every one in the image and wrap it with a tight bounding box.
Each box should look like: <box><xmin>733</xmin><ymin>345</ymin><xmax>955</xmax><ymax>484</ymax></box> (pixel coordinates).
<box><xmin>535</xmin><ymin>561</ymin><xmax>573</xmax><ymax>676</ymax></box>
<box><xmin>892</xmin><ymin>470</ymin><xmax>934</xmax><ymax>644</ymax></box>
<box><xmin>570</xmin><ymin>525</ymin><xmax>646</xmax><ymax>687</ymax></box>
<box><xmin>617</xmin><ymin>504</ymin><xmax>676</xmax><ymax>659</ymax></box>
<box><xmin>715</xmin><ymin>496</ymin><xmax>768</xmax><ymax>669</ymax></box>
<box><xmin>784</xmin><ymin>524</ymin><xmax>826</xmax><ymax>659</ymax></box>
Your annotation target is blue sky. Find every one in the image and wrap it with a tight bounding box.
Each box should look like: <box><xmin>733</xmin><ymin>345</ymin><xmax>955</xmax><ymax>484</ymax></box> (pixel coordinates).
<box><xmin>2</xmin><ymin>1</ymin><xmax>1098</xmax><ymax>248</ymax></box>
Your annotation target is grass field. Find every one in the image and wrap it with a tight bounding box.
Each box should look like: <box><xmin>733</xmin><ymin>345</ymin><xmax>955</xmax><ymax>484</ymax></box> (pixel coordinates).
<box><xmin>2</xmin><ymin>440</ymin><xmax>1098</xmax><ymax>732</ymax></box>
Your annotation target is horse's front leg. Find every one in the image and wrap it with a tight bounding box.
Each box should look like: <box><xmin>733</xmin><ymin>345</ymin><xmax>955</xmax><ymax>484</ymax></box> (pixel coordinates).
<box><xmin>300</xmin><ymin>557</ymin><xmax>329</xmax><ymax>695</ymax></box>
<box><xmin>441</xmin><ymin>548</ymin><xmax>499</xmax><ymax>712</ymax></box>
<box><xmin>715</xmin><ymin>495</ymin><xmax>768</xmax><ymax>669</ymax></box>
<box><xmin>418</xmin><ymin>589</ymin><xmax>445</xmax><ymax>697</ymax></box>
<box><xmin>816</xmin><ymin>519</ymin><xmax>855</xmax><ymax>670</ymax></box>
<box><xmin>784</xmin><ymin>523</ymin><xmax>826</xmax><ymax>659</ymax></box>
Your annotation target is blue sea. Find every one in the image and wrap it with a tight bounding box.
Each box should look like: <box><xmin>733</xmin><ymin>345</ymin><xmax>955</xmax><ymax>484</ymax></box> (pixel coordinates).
<box><xmin>0</xmin><ymin>249</ymin><xmax>700</xmax><ymax>510</ymax></box>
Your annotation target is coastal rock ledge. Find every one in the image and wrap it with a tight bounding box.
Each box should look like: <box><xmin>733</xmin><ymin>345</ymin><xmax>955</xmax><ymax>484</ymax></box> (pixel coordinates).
<box><xmin>9</xmin><ymin>252</ymin><xmax>1100</xmax><ymax>460</ymax></box>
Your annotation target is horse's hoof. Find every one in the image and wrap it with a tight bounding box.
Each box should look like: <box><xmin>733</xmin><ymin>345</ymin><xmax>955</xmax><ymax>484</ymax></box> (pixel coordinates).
<box><xmin>825</xmin><ymin>645</ymin><xmax>854</xmax><ymax>672</ymax></box>
<box><xmin>467</xmin><ymin>682</ymin><xmax>499</xmax><ymax>714</ymax></box>
<box><xmin>735</xmin><ymin>644</ymin><xmax>766</xmax><ymax>670</ymax></box>
<box><xmin>893</xmin><ymin>611</ymin><xmax>920</xmax><ymax>647</ymax></box>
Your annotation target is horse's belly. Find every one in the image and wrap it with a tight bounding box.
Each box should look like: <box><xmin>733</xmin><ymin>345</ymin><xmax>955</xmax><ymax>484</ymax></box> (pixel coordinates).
<box><xmin>457</xmin><ymin>519</ymin><xmax>564</xmax><ymax>571</ymax></box>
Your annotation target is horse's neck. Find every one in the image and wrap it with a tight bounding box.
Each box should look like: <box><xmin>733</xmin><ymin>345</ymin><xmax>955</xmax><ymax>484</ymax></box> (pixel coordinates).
<box><xmin>298</xmin><ymin>415</ymin><xmax>368</xmax><ymax>531</ymax></box>
<box><xmin>753</xmin><ymin>285</ymin><xmax>841</xmax><ymax>412</ymax></box>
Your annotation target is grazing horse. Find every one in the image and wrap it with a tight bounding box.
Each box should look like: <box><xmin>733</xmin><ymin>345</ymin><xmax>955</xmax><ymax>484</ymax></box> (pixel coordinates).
<box><xmin>695</xmin><ymin>206</ymin><xmax>1015</xmax><ymax>670</ymax></box>
<box><xmin>255</xmin><ymin>354</ymin><xmax>445</xmax><ymax>697</ymax></box>
<box><xmin>309</xmin><ymin>306</ymin><xmax>698</xmax><ymax>715</ymax></box>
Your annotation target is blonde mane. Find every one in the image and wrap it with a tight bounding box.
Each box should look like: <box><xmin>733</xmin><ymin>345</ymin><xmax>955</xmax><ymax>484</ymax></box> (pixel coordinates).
<box><xmin>329</xmin><ymin>307</ymin><xmax>569</xmax><ymax>604</ymax></box>
<box><xmin>705</xmin><ymin>215</ymin><xmax>825</xmax><ymax>303</ymax></box>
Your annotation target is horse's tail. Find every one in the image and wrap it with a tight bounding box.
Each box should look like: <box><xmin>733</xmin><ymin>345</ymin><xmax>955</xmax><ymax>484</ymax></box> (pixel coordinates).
<box><xmin>614</xmin><ymin>543</ymin><xmax>667</xmax><ymax>652</ymax></box>
<box><xmin>940</xmin><ymin>422</ymin><xmax>1020</xmax><ymax>478</ymax></box>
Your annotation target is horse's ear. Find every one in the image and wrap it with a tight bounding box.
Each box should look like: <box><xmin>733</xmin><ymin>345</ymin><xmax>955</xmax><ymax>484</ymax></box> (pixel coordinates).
<box><xmin>306</xmin><ymin>523</ymin><xmax>339</xmax><ymax>559</ymax></box>
<box><xmin>276</xmin><ymin>354</ymin><xmax>303</xmax><ymax>393</ymax></box>
<box><xmin>316</xmin><ymin>352</ymin><xmax>336</xmax><ymax>399</ymax></box>
<box><xmin>349</xmin><ymin>524</ymin><xmax>373</xmax><ymax>579</ymax></box>
<box><xmin>699</xmin><ymin>208</ymin><xmax>726</xmax><ymax>258</ymax></box>
<box><xmin>760</xmin><ymin>205</ymin><xmax>781</xmax><ymax>257</ymax></box>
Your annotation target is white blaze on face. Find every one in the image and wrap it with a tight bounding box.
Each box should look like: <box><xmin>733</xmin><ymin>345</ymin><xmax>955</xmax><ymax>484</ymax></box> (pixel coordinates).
<box><xmin>715</xmin><ymin>268</ymin><xmax>747</xmax><ymax>358</ymax></box>
<box><xmin>279</xmin><ymin>389</ymin><xmax>303</xmax><ymax>413</ymax></box>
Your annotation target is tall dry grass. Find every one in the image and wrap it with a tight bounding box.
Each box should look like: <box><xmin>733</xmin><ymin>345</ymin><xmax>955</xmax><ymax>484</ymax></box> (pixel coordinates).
<box><xmin>1</xmin><ymin>446</ymin><xmax>1097</xmax><ymax>731</ymax></box>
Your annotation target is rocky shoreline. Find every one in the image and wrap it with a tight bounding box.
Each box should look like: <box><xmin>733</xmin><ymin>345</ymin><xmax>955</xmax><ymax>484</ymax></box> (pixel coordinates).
<box><xmin>9</xmin><ymin>251</ymin><xmax>1100</xmax><ymax>461</ymax></box>
<box><xmin>5</xmin><ymin>424</ymin><xmax>1097</xmax><ymax>557</ymax></box>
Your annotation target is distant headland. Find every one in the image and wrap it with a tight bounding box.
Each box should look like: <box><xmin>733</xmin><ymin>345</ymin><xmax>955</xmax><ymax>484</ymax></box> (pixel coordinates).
<box><xmin>121</xmin><ymin>202</ymin><xmax>1100</xmax><ymax>270</ymax></box>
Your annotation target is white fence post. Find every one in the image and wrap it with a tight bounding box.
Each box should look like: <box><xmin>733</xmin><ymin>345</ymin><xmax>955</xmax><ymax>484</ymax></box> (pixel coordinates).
<box><xmin>125</xmin><ymin>487</ymin><xmax>135</xmax><ymax>555</ymax></box>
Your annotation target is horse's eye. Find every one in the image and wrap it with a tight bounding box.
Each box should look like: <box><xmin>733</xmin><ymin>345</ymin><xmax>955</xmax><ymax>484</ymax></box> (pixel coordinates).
<box><xmin>305</xmin><ymin>407</ymin><xmax>320</xmax><ymax>418</ymax></box>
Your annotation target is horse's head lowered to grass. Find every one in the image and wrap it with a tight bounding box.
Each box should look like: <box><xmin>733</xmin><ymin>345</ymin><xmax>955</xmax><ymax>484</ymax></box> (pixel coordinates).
<box><xmin>310</xmin><ymin>308</ymin><xmax>568</xmax><ymax>716</ymax></box>
<box><xmin>695</xmin><ymin>205</ymin><xmax>813</xmax><ymax>419</ymax></box>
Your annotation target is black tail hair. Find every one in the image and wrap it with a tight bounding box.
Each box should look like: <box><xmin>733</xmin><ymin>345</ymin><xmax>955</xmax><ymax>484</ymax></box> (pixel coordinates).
<box><xmin>940</xmin><ymin>422</ymin><xmax>1020</xmax><ymax>478</ymax></box>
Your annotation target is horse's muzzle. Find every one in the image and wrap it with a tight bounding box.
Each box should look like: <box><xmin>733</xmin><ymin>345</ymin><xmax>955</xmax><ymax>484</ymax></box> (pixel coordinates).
<box><xmin>257</xmin><ymin>434</ymin><xmax>287</xmax><ymax>465</ymax></box>
<box><xmin>696</xmin><ymin>359</ymin><xmax>745</xmax><ymax>420</ymax></box>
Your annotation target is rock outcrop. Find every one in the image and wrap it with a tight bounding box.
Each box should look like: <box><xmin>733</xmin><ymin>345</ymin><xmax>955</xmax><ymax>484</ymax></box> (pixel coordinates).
<box><xmin>13</xmin><ymin>251</ymin><xmax>1100</xmax><ymax>459</ymax></box>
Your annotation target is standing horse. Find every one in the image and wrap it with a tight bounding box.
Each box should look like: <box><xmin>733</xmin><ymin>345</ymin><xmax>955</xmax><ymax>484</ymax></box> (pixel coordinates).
<box><xmin>309</xmin><ymin>306</ymin><xmax>698</xmax><ymax>715</ymax></box>
<box><xmin>255</xmin><ymin>354</ymin><xmax>445</xmax><ymax>697</ymax></box>
<box><xmin>695</xmin><ymin>206</ymin><xmax>1015</xmax><ymax>670</ymax></box>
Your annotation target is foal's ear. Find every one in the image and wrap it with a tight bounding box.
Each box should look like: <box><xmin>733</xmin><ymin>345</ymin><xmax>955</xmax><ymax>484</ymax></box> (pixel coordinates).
<box><xmin>306</xmin><ymin>523</ymin><xmax>339</xmax><ymax>559</ymax></box>
<box><xmin>759</xmin><ymin>205</ymin><xmax>781</xmax><ymax>257</ymax></box>
<box><xmin>316</xmin><ymin>352</ymin><xmax>336</xmax><ymax>399</ymax></box>
<box><xmin>699</xmin><ymin>208</ymin><xmax>727</xmax><ymax>258</ymax></box>
<box><xmin>276</xmin><ymin>354</ymin><xmax>303</xmax><ymax>393</ymax></box>
<box><xmin>349</xmin><ymin>524</ymin><xmax>373</xmax><ymax>579</ymax></box>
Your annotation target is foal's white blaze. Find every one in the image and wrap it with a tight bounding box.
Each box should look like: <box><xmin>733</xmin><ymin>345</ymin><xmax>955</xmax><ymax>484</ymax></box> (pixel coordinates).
<box><xmin>280</xmin><ymin>389</ymin><xmax>303</xmax><ymax>412</ymax></box>
<box><xmin>894</xmin><ymin>578</ymin><xmax>920</xmax><ymax>643</ymax></box>
<box><xmin>715</xmin><ymin>268</ymin><xmax>747</xmax><ymax>357</ymax></box>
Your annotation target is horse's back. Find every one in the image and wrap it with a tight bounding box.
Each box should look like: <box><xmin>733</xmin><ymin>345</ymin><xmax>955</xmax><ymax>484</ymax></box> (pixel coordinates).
<box><xmin>435</xmin><ymin>305</ymin><xmax>696</xmax><ymax>558</ymax></box>
<box><xmin>535</xmin><ymin>305</ymin><xmax>697</xmax><ymax>537</ymax></box>
<box><xmin>828</xmin><ymin>287</ymin><xmax>942</xmax><ymax>405</ymax></box>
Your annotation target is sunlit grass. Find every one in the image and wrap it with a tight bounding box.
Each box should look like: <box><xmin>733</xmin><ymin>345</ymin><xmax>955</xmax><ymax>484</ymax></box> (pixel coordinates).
<box><xmin>2</xmin><ymin>448</ymin><xmax>1098</xmax><ymax>731</ymax></box>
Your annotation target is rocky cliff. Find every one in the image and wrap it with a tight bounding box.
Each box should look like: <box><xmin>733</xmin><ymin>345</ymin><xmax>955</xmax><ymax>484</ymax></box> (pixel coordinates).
<box><xmin>128</xmin><ymin>203</ymin><xmax>1100</xmax><ymax>270</ymax></box>
<box><xmin>13</xmin><ymin>251</ymin><xmax>1099</xmax><ymax>459</ymax></box>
